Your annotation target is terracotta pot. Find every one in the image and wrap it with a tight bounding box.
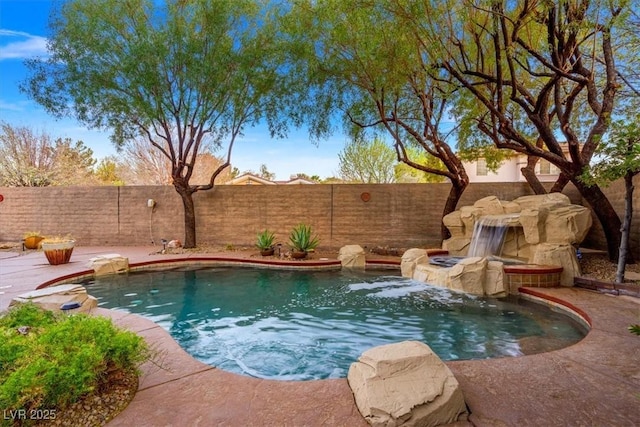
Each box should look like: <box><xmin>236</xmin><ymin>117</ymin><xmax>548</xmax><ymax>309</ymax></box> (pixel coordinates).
<box><xmin>260</xmin><ymin>248</ymin><xmax>275</xmax><ymax>256</ymax></box>
<box><xmin>41</xmin><ymin>240</ymin><xmax>75</xmax><ymax>265</ymax></box>
<box><xmin>291</xmin><ymin>250</ymin><xmax>307</xmax><ymax>260</ymax></box>
<box><xmin>24</xmin><ymin>236</ymin><xmax>44</xmax><ymax>250</ymax></box>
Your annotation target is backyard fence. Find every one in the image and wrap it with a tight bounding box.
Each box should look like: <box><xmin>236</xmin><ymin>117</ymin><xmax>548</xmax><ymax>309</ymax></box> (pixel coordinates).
<box><xmin>0</xmin><ymin>177</ymin><xmax>637</xmax><ymax>259</ymax></box>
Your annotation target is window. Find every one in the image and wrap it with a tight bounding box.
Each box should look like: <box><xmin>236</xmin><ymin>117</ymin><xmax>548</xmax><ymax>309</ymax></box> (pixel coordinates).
<box><xmin>539</xmin><ymin>159</ymin><xmax>551</xmax><ymax>174</ymax></box>
<box><xmin>476</xmin><ymin>158</ymin><xmax>488</xmax><ymax>176</ymax></box>
<box><xmin>538</xmin><ymin>159</ymin><xmax>560</xmax><ymax>175</ymax></box>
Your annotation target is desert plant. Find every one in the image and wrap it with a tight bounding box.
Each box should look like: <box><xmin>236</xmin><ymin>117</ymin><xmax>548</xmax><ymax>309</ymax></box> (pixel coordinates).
<box><xmin>288</xmin><ymin>224</ymin><xmax>320</xmax><ymax>253</ymax></box>
<box><xmin>0</xmin><ymin>304</ymin><xmax>150</xmax><ymax>415</ymax></box>
<box><xmin>256</xmin><ymin>229</ymin><xmax>276</xmax><ymax>251</ymax></box>
<box><xmin>629</xmin><ymin>324</ymin><xmax>640</xmax><ymax>336</ymax></box>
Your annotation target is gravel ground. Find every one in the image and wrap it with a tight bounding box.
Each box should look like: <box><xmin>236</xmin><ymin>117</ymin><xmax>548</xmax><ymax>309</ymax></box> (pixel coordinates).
<box><xmin>32</xmin><ymin>369</ymin><xmax>138</xmax><ymax>427</ymax></box>
<box><xmin>579</xmin><ymin>252</ymin><xmax>640</xmax><ymax>284</ymax></box>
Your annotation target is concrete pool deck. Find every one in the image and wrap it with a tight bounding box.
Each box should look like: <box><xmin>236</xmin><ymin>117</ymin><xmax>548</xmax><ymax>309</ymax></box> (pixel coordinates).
<box><xmin>1</xmin><ymin>246</ymin><xmax>639</xmax><ymax>426</ymax></box>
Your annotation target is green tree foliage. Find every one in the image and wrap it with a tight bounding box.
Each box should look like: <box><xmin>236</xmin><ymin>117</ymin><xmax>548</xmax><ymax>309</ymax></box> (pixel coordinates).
<box><xmin>394</xmin><ymin>147</ymin><xmax>447</xmax><ymax>183</ymax></box>
<box><xmin>582</xmin><ymin>120</ymin><xmax>640</xmax><ymax>281</ymax></box>
<box><xmin>94</xmin><ymin>156</ymin><xmax>125</xmax><ymax>185</ymax></box>
<box><xmin>387</xmin><ymin>0</ymin><xmax>635</xmax><ymax>260</ymax></box>
<box><xmin>338</xmin><ymin>138</ymin><xmax>397</xmax><ymax>183</ymax></box>
<box><xmin>282</xmin><ymin>0</ymin><xmax>471</xmax><ymax>238</ymax></box>
<box><xmin>22</xmin><ymin>0</ymin><xmax>294</xmax><ymax>248</ymax></box>
<box><xmin>258</xmin><ymin>164</ymin><xmax>276</xmax><ymax>181</ymax></box>
<box><xmin>0</xmin><ymin>122</ymin><xmax>96</xmax><ymax>186</ymax></box>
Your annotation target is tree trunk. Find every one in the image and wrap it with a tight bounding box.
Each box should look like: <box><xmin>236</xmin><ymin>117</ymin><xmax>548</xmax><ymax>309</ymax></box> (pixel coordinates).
<box><xmin>520</xmin><ymin>156</ymin><xmax>547</xmax><ymax>195</ymax></box>
<box><xmin>550</xmin><ymin>172</ymin><xmax>570</xmax><ymax>193</ymax></box>
<box><xmin>174</xmin><ymin>184</ymin><xmax>197</xmax><ymax>248</ymax></box>
<box><xmin>571</xmin><ymin>178</ymin><xmax>625</xmax><ymax>262</ymax></box>
<box><xmin>441</xmin><ymin>179</ymin><xmax>468</xmax><ymax>241</ymax></box>
<box><xmin>616</xmin><ymin>172</ymin><xmax>635</xmax><ymax>282</ymax></box>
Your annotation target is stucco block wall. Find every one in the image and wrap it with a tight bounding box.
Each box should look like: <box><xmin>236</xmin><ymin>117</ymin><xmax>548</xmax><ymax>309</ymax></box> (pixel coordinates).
<box><xmin>0</xmin><ymin>180</ymin><xmax>636</xmax><ymax>259</ymax></box>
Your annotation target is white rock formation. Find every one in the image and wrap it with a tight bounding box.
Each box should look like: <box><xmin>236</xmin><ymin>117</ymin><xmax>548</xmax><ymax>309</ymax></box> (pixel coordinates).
<box><xmin>338</xmin><ymin>245</ymin><xmax>366</xmax><ymax>269</ymax></box>
<box><xmin>400</xmin><ymin>248</ymin><xmax>428</xmax><ymax>278</ymax></box>
<box><xmin>88</xmin><ymin>253</ymin><xmax>129</xmax><ymax>276</ymax></box>
<box><xmin>11</xmin><ymin>284</ymin><xmax>97</xmax><ymax>313</ymax></box>
<box><xmin>439</xmin><ymin>193</ymin><xmax>592</xmax><ymax>290</ymax></box>
<box><xmin>348</xmin><ymin>341</ymin><xmax>468</xmax><ymax>427</ymax></box>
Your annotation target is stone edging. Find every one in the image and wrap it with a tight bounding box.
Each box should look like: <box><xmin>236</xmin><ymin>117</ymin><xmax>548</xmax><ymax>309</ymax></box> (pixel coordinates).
<box><xmin>518</xmin><ymin>287</ymin><xmax>592</xmax><ymax>328</ymax></box>
<box><xmin>573</xmin><ymin>276</ymin><xmax>640</xmax><ymax>298</ymax></box>
<box><xmin>36</xmin><ymin>256</ymin><xmax>403</xmax><ymax>289</ymax></box>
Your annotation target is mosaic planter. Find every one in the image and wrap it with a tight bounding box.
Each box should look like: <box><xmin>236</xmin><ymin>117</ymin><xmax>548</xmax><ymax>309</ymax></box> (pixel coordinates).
<box><xmin>42</xmin><ymin>240</ymin><xmax>75</xmax><ymax>265</ymax></box>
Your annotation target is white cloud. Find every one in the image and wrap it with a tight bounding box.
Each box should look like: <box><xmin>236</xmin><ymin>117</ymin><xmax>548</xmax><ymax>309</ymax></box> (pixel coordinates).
<box><xmin>0</xmin><ymin>99</ymin><xmax>29</xmax><ymax>111</ymax></box>
<box><xmin>0</xmin><ymin>29</ymin><xmax>48</xmax><ymax>60</ymax></box>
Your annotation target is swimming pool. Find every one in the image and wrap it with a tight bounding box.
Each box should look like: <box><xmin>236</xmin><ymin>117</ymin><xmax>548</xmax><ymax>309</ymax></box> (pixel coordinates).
<box><xmin>83</xmin><ymin>267</ymin><xmax>587</xmax><ymax>381</ymax></box>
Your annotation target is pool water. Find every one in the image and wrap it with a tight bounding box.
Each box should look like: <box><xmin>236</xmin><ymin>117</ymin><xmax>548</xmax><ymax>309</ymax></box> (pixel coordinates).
<box><xmin>83</xmin><ymin>267</ymin><xmax>587</xmax><ymax>381</ymax></box>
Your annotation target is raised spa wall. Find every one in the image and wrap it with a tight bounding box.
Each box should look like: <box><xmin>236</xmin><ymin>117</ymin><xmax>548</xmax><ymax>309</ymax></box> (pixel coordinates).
<box><xmin>401</xmin><ymin>193</ymin><xmax>593</xmax><ymax>297</ymax></box>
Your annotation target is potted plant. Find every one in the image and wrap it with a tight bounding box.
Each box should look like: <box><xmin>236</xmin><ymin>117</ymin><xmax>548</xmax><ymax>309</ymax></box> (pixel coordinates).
<box><xmin>288</xmin><ymin>224</ymin><xmax>320</xmax><ymax>259</ymax></box>
<box><xmin>23</xmin><ymin>231</ymin><xmax>44</xmax><ymax>250</ymax></box>
<box><xmin>256</xmin><ymin>229</ymin><xmax>276</xmax><ymax>256</ymax></box>
<box><xmin>41</xmin><ymin>235</ymin><xmax>76</xmax><ymax>265</ymax></box>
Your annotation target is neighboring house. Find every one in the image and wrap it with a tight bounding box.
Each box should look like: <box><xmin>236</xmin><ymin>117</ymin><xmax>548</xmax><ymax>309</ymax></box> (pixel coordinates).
<box><xmin>225</xmin><ymin>173</ymin><xmax>316</xmax><ymax>185</ymax></box>
<box><xmin>463</xmin><ymin>150</ymin><xmax>565</xmax><ymax>183</ymax></box>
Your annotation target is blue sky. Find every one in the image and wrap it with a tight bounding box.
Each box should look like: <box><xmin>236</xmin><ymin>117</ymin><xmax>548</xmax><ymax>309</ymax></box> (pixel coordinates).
<box><xmin>0</xmin><ymin>0</ymin><xmax>347</xmax><ymax>180</ymax></box>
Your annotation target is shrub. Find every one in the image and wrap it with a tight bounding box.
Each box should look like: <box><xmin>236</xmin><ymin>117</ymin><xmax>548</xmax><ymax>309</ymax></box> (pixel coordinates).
<box><xmin>288</xmin><ymin>224</ymin><xmax>320</xmax><ymax>252</ymax></box>
<box><xmin>0</xmin><ymin>304</ymin><xmax>149</xmax><ymax>416</ymax></box>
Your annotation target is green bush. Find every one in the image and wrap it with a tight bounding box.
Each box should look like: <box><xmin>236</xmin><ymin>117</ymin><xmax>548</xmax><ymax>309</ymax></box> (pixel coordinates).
<box><xmin>0</xmin><ymin>304</ymin><xmax>149</xmax><ymax>416</ymax></box>
<box><xmin>288</xmin><ymin>224</ymin><xmax>320</xmax><ymax>252</ymax></box>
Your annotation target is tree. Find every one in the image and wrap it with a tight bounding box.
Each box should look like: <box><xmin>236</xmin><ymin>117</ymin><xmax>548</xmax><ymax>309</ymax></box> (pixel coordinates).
<box><xmin>22</xmin><ymin>0</ymin><xmax>293</xmax><ymax>247</ymax></box>
<box><xmin>390</xmin><ymin>0</ymin><xmax>633</xmax><ymax>260</ymax></box>
<box><xmin>118</xmin><ymin>136</ymin><xmax>230</xmax><ymax>185</ymax></box>
<box><xmin>581</xmin><ymin>120</ymin><xmax>640</xmax><ymax>281</ymax></box>
<box><xmin>95</xmin><ymin>156</ymin><xmax>125</xmax><ymax>185</ymax></box>
<box><xmin>291</xmin><ymin>173</ymin><xmax>321</xmax><ymax>182</ymax></box>
<box><xmin>258</xmin><ymin>164</ymin><xmax>276</xmax><ymax>181</ymax></box>
<box><xmin>0</xmin><ymin>122</ymin><xmax>95</xmax><ymax>186</ymax></box>
<box><xmin>394</xmin><ymin>147</ymin><xmax>447</xmax><ymax>183</ymax></box>
<box><xmin>283</xmin><ymin>1</ymin><xmax>471</xmax><ymax>238</ymax></box>
<box><xmin>338</xmin><ymin>138</ymin><xmax>397</xmax><ymax>183</ymax></box>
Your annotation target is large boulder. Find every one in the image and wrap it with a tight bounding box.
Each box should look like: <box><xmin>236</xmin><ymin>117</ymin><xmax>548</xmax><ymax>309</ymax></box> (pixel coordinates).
<box><xmin>348</xmin><ymin>341</ymin><xmax>468</xmax><ymax>427</ymax></box>
<box><xmin>88</xmin><ymin>253</ymin><xmax>129</xmax><ymax>276</ymax></box>
<box><xmin>531</xmin><ymin>244</ymin><xmax>581</xmax><ymax>286</ymax></box>
<box><xmin>442</xmin><ymin>211</ymin><xmax>465</xmax><ymax>238</ymax></box>
<box><xmin>11</xmin><ymin>284</ymin><xmax>97</xmax><ymax>313</ymax></box>
<box><xmin>339</xmin><ymin>245</ymin><xmax>366</xmax><ymax>269</ymax></box>
<box><xmin>401</xmin><ymin>249</ymin><xmax>428</xmax><ymax>278</ymax></box>
<box><xmin>473</xmin><ymin>195</ymin><xmax>505</xmax><ymax>215</ymax></box>
<box><xmin>485</xmin><ymin>260</ymin><xmax>507</xmax><ymax>297</ymax></box>
<box><xmin>413</xmin><ymin>264</ymin><xmax>452</xmax><ymax>288</ymax></box>
<box><xmin>441</xmin><ymin>238</ymin><xmax>470</xmax><ymax>256</ymax></box>
<box><xmin>544</xmin><ymin>205</ymin><xmax>593</xmax><ymax>244</ymax></box>
<box><xmin>512</xmin><ymin>193</ymin><xmax>570</xmax><ymax>211</ymax></box>
<box><xmin>448</xmin><ymin>257</ymin><xmax>487</xmax><ymax>295</ymax></box>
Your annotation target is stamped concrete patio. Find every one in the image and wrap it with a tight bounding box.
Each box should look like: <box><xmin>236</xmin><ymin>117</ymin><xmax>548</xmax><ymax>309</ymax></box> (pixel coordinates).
<box><xmin>1</xmin><ymin>246</ymin><xmax>639</xmax><ymax>426</ymax></box>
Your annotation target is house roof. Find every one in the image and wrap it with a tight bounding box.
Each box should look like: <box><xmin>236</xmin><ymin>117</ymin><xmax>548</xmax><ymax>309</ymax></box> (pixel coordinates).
<box><xmin>225</xmin><ymin>173</ymin><xmax>317</xmax><ymax>185</ymax></box>
<box><xmin>225</xmin><ymin>173</ymin><xmax>277</xmax><ymax>185</ymax></box>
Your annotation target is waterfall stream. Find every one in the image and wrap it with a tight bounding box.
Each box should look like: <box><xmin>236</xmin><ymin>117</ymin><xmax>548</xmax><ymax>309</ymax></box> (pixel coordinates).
<box><xmin>467</xmin><ymin>214</ymin><xmax>519</xmax><ymax>258</ymax></box>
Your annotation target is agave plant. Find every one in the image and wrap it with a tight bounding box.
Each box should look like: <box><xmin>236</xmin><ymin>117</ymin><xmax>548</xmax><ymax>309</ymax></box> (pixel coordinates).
<box><xmin>288</xmin><ymin>224</ymin><xmax>320</xmax><ymax>253</ymax></box>
<box><xmin>256</xmin><ymin>229</ymin><xmax>276</xmax><ymax>251</ymax></box>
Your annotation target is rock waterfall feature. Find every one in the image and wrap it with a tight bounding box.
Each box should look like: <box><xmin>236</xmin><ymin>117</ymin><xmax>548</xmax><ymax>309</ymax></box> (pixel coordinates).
<box><xmin>403</xmin><ymin>194</ymin><xmax>592</xmax><ymax>295</ymax></box>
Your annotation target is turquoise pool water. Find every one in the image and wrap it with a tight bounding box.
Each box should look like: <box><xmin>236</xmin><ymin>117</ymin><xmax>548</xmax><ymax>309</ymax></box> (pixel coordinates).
<box><xmin>83</xmin><ymin>267</ymin><xmax>586</xmax><ymax>381</ymax></box>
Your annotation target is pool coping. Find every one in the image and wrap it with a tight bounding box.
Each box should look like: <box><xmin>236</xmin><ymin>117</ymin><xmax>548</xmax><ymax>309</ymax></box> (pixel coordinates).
<box><xmin>1</xmin><ymin>247</ymin><xmax>638</xmax><ymax>426</ymax></box>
